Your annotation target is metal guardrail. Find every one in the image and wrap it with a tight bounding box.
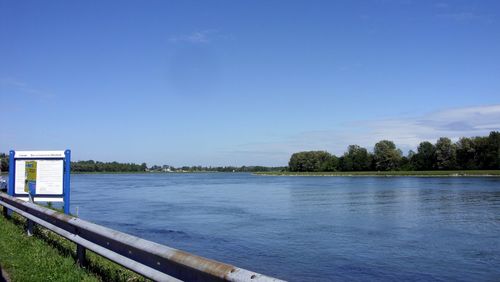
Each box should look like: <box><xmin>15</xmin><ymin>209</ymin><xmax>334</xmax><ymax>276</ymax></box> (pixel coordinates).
<box><xmin>0</xmin><ymin>193</ymin><xmax>284</xmax><ymax>282</ymax></box>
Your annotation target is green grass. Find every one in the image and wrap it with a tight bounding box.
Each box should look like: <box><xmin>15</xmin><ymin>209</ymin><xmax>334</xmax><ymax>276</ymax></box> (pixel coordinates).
<box><xmin>0</xmin><ymin>207</ymin><xmax>148</xmax><ymax>282</ymax></box>
<box><xmin>254</xmin><ymin>170</ymin><xmax>500</xmax><ymax>177</ymax></box>
<box><xmin>0</xmin><ymin>209</ymin><xmax>97</xmax><ymax>282</ymax></box>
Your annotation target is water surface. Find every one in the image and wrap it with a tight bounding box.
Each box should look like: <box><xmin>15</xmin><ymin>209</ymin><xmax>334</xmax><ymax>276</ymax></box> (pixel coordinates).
<box><xmin>70</xmin><ymin>173</ymin><xmax>500</xmax><ymax>281</ymax></box>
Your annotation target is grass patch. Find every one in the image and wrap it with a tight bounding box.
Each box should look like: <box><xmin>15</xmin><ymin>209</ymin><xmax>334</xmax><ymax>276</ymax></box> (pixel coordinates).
<box><xmin>0</xmin><ymin>207</ymin><xmax>148</xmax><ymax>282</ymax></box>
<box><xmin>0</xmin><ymin>209</ymin><xmax>96</xmax><ymax>282</ymax></box>
<box><xmin>254</xmin><ymin>170</ymin><xmax>500</xmax><ymax>177</ymax></box>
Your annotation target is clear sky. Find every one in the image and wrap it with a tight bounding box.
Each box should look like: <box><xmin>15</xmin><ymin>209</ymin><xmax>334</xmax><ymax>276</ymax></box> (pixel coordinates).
<box><xmin>1</xmin><ymin>0</ymin><xmax>499</xmax><ymax>166</ymax></box>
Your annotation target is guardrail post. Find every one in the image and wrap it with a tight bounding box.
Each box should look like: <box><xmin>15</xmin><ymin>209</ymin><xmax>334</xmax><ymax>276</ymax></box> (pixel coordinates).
<box><xmin>77</xmin><ymin>244</ymin><xmax>86</xmax><ymax>267</ymax></box>
<box><xmin>2</xmin><ymin>205</ymin><xmax>10</xmax><ymax>219</ymax></box>
<box><xmin>27</xmin><ymin>219</ymin><xmax>34</xmax><ymax>236</ymax></box>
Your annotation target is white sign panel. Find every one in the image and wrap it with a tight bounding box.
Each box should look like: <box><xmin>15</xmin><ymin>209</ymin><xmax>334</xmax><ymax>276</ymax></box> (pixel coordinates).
<box><xmin>14</xmin><ymin>159</ymin><xmax>64</xmax><ymax>195</ymax></box>
<box><xmin>37</xmin><ymin>160</ymin><xmax>64</xmax><ymax>194</ymax></box>
<box><xmin>14</xmin><ymin>160</ymin><xmax>27</xmax><ymax>195</ymax></box>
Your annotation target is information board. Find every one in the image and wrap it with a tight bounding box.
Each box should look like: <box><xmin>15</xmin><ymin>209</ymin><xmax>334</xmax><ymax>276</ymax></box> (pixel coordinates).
<box><xmin>8</xmin><ymin>150</ymin><xmax>71</xmax><ymax>214</ymax></box>
<box><xmin>14</xmin><ymin>160</ymin><xmax>63</xmax><ymax>195</ymax></box>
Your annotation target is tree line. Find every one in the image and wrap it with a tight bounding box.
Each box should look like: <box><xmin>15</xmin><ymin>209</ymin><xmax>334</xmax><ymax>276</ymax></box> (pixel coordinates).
<box><xmin>71</xmin><ymin>160</ymin><xmax>148</xmax><ymax>172</ymax></box>
<box><xmin>288</xmin><ymin>131</ymin><xmax>500</xmax><ymax>172</ymax></box>
<box><xmin>148</xmin><ymin>165</ymin><xmax>285</xmax><ymax>172</ymax></box>
<box><xmin>0</xmin><ymin>157</ymin><xmax>148</xmax><ymax>173</ymax></box>
<box><xmin>70</xmin><ymin>163</ymin><xmax>285</xmax><ymax>173</ymax></box>
<box><xmin>0</xmin><ymin>155</ymin><xmax>285</xmax><ymax>173</ymax></box>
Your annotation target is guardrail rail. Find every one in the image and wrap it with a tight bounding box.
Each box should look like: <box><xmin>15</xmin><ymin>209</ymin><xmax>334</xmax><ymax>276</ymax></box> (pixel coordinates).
<box><xmin>0</xmin><ymin>193</ymin><xmax>285</xmax><ymax>282</ymax></box>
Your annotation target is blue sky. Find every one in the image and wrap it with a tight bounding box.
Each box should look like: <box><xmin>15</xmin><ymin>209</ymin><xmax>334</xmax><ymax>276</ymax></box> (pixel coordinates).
<box><xmin>1</xmin><ymin>0</ymin><xmax>499</xmax><ymax>166</ymax></box>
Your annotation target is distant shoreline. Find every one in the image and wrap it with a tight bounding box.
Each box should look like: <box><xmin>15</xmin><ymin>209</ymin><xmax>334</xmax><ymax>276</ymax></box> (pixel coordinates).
<box><xmin>3</xmin><ymin>170</ymin><xmax>500</xmax><ymax>177</ymax></box>
<box><xmin>1</xmin><ymin>171</ymin><xmax>219</xmax><ymax>176</ymax></box>
<box><xmin>254</xmin><ymin>170</ymin><xmax>500</xmax><ymax>177</ymax></box>
<box><xmin>71</xmin><ymin>171</ymin><xmax>221</xmax><ymax>175</ymax></box>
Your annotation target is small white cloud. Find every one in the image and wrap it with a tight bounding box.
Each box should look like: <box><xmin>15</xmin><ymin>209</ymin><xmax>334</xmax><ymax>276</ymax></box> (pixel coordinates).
<box><xmin>169</xmin><ymin>30</ymin><xmax>218</xmax><ymax>44</ymax></box>
<box><xmin>355</xmin><ymin>104</ymin><xmax>500</xmax><ymax>147</ymax></box>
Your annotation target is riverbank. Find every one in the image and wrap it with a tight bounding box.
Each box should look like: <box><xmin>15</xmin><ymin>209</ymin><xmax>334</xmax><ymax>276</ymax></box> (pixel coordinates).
<box><xmin>0</xmin><ymin>208</ymin><xmax>147</xmax><ymax>281</ymax></box>
<box><xmin>5</xmin><ymin>170</ymin><xmax>500</xmax><ymax>177</ymax></box>
<box><xmin>254</xmin><ymin>170</ymin><xmax>500</xmax><ymax>177</ymax></box>
<box><xmin>71</xmin><ymin>171</ymin><xmax>224</xmax><ymax>174</ymax></box>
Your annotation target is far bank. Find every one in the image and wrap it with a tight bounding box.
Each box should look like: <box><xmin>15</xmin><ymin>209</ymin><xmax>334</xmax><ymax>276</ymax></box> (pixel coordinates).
<box><xmin>254</xmin><ymin>170</ymin><xmax>500</xmax><ymax>177</ymax></box>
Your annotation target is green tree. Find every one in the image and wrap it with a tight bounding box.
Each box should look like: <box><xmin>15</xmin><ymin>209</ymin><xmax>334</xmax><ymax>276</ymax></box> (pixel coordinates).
<box><xmin>411</xmin><ymin>141</ymin><xmax>436</xmax><ymax>170</ymax></box>
<box><xmin>456</xmin><ymin>137</ymin><xmax>476</xmax><ymax>169</ymax></box>
<box><xmin>373</xmin><ymin>140</ymin><xmax>402</xmax><ymax>171</ymax></box>
<box><xmin>399</xmin><ymin>151</ymin><xmax>415</xmax><ymax>171</ymax></box>
<box><xmin>341</xmin><ymin>145</ymin><xmax>372</xmax><ymax>171</ymax></box>
<box><xmin>472</xmin><ymin>136</ymin><xmax>489</xmax><ymax>169</ymax></box>
<box><xmin>288</xmin><ymin>151</ymin><xmax>335</xmax><ymax>172</ymax></box>
<box><xmin>435</xmin><ymin>137</ymin><xmax>457</xmax><ymax>170</ymax></box>
<box><xmin>321</xmin><ymin>155</ymin><xmax>340</xmax><ymax>171</ymax></box>
<box><xmin>0</xmin><ymin>153</ymin><xmax>8</xmax><ymax>172</ymax></box>
<box><xmin>486</xmin><ymin>131</ymin><xmax>500</xmax><ymax>169</ymax></box>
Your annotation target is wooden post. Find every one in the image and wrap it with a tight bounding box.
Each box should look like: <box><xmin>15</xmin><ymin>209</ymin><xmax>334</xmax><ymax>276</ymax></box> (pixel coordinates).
<box><xmin>27</xmin><ymin>219</ymin><xmax>34</xmax><ymax>236</ymax></box>
<box><xmin>76</xmin><ymin>244</ymin><xmax>86</xmax><ymax>267</ymax></box>
<box><xmin>2</xmin><ymin>206</ymin><xmax>9</xmax><ymax>219</ymax></box>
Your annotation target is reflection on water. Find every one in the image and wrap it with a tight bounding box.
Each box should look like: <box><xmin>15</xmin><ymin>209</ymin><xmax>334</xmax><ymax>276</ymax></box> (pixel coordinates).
<box><xmin>69</xmin><ymin>174</ymin><xmax>500</xmax><ymax>281</ymax></box>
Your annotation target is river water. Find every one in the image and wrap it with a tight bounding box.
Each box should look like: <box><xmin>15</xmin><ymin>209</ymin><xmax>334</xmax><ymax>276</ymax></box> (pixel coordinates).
<box><xmin>69</xmin><ymin>173</ymin><xmax>500</xmax><ymax>281</ymax></box>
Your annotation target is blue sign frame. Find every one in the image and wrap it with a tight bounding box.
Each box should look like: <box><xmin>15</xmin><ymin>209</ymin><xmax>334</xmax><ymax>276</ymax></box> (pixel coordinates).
<box><xmin>8</xmin><ymin>150</ymin><xmax>71</xmax><ymax>214</ymax></box>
